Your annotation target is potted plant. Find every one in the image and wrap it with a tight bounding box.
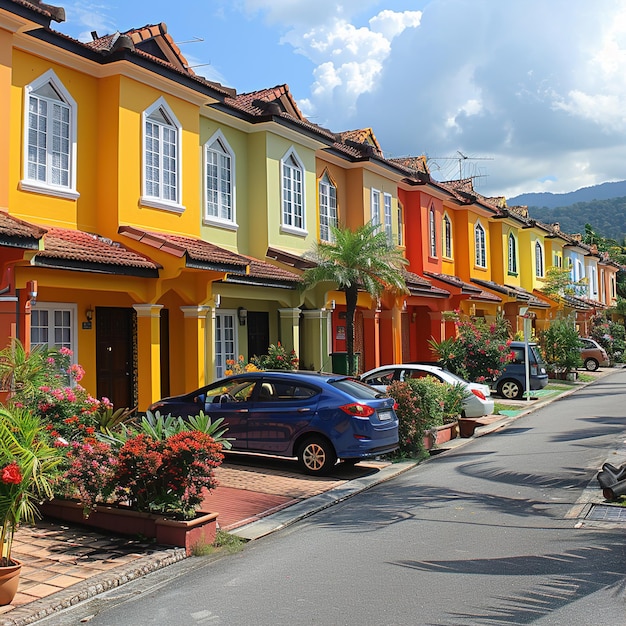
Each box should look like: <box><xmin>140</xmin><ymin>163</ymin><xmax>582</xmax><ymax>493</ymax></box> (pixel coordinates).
<box><xmin>0</xmin><ymin>405</ymin><xmax>63</xmax><ymax>604</ymax></box>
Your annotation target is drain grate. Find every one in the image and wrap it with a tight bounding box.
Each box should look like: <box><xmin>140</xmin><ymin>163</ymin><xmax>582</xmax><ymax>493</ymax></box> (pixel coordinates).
<box><xmin>586</xmin><ymin>503</ymin><xmax>626</xmax><ymax>522</ymax></box>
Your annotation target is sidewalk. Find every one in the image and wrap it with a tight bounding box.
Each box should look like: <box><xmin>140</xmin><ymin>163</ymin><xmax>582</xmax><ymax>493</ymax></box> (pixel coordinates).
<box><xmin>1</xmin><ymin>367</ymin><xmax>621</xmax><ymax>625</ymax></box>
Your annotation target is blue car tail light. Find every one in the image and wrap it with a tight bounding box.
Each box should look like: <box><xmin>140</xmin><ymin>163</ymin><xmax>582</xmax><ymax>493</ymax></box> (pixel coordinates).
<box><xmin>339</xmin><ymin>402</ymin><xmax>376</xmax><ymax>417</ymax></box>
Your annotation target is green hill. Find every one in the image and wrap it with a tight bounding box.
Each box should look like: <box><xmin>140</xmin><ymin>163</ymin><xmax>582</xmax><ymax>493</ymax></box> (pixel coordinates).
<box><xmin>526</xmin><ymin>197</ymin><xmax>626</xmax><ymax>244</ymax></box>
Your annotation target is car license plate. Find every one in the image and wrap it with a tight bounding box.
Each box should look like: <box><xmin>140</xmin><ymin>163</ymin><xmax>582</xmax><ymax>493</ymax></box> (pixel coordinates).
<box><xmin>378</xmin><ymin>410</ymin><xmax>393</xmax><ymax>421</ymax></box>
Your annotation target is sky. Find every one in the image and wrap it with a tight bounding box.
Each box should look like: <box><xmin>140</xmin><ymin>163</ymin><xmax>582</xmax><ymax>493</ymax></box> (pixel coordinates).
<box><xmin>57</xmin><ymin>0</ymin><xmax>626</xmax><ymax>201</ymax></box>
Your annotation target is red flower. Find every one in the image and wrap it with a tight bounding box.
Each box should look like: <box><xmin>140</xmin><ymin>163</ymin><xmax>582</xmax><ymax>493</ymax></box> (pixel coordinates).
<box><xmin>1</xmin><ymin>462</ymin><xmax>22</xmax><ymax>485</ymax></box>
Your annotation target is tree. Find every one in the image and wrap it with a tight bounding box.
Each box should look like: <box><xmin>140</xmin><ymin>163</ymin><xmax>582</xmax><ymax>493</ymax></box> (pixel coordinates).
<box><xmin>539</xmin><ymin>316</ymin><xmax>582</xmax><ymax>373</ymax></box>
<box><xmin>540</xmin><ymin>266</ymin><xmax>587</xmax><ymax>298</ymax></box>
<box><xmin>301</xmin><ymin>222</ymin><xmax>408</xmax><ymax>375</ymax></box>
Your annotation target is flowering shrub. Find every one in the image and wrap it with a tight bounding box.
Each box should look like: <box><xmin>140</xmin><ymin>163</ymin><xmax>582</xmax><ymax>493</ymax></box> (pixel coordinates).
<box><xmin>32</xmin><ymin>384</ymin><xmax>101</xmax><ymax>442</ymax></box>
<box><xmin>251</xmin><ymin>342</ymin><xmax>299</xmax><ymax>370</ymax></box>
<box><xmin>114</xmin><ymin>431</ymin><xmax>223</xmax><ymax>519</ymax></box>
<box><xmin>59</xmin><ymin>441</ymin><xmax>118</xmax><ymax>516</ymax></box>
<box><xmin>589</xmin><ymin>313</ymin><xmax>626</xmax><ymax>363</ymax></box>
<box><xmin>387</xmin><ymin>381</ymin><xmax>429</xmax><ymax>457</ymax></box>
<box><xmin>387</xmin><ymin>377</ymin><xmax>467</xmax><ymax>458</ymax></box>
<box><xmin>430</xmin><ymin>313</ymin><xmax>513</xmax><ymax>382</ymax></box>
<box><xmin>1</xmin><ymin>343</ymin><xmax>122</xmax><ymax>443</ymax></box>
<box><xmin>225</xmin><ymin>355</ymin><xmax>259</xmax><ymax>376</ymax></box>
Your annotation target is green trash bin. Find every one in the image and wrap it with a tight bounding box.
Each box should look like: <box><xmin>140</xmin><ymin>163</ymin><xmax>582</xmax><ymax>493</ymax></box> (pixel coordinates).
<box><xmin>331</xmin><ymin>352</ymin><xmax>360</xmax><ymax>375</ymax></box>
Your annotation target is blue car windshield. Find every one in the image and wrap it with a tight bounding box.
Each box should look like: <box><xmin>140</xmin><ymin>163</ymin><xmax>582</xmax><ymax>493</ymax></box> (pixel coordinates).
<box><xmin>331</xmin><ymin>378</ymin><xmax>382</xmax><ymax>399</ymax></box>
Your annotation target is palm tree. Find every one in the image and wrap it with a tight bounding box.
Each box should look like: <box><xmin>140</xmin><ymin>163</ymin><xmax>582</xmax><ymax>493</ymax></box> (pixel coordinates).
<box><xmin>302</xmin><ymin>222</ymin><xmax>408</xmax><ymax>375</ymax></box>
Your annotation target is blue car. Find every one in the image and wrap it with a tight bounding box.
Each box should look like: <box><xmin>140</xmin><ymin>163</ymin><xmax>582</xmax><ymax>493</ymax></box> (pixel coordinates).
<box><xmin>149</xmin><ymin>371</ymin><xmax>399</xmax><ymax>475</ymax></box>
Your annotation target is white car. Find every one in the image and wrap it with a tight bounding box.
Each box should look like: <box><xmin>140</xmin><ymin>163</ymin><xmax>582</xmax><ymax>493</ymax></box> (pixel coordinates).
<box><xmin>360</xmin><ymin>364</ymin><xmax>494</xmax><ymax>418</ymax></box>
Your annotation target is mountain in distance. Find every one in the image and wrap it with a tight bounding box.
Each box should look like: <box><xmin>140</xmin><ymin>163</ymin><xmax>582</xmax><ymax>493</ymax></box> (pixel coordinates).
<box><xmin>505</xmin><ymin>180</ymin><xmax>626</xmax><ymax>244</ymax></box>
<box><xmin>507</xmin><ymin>180</ymin><xmax>626</xmax><ymax>209</ymax></box>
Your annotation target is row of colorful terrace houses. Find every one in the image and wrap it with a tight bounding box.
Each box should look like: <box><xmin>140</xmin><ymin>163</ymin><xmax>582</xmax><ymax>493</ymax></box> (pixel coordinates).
<box><xmin>0</xmin><ymin>0</ymin><xmax>619</xmax><ymax>411</ymax></box>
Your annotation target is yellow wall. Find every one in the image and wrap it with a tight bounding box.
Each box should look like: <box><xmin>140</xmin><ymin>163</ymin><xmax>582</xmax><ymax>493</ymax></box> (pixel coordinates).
<box><xmin>0</xmin><ymin>27</ymin><xmax>11</xmax><ymax>210</ymax></box>
<box><xmin>10</xmin><ymin>50</ymin><xmax>101</xmax><ymax>231</ymax></box>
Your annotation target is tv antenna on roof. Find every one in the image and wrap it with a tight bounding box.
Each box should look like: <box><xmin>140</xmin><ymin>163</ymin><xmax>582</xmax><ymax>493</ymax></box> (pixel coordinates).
<box><xmin>427</xmin><ymin>151</ymin><xmax>493</xmax><ymax>181</ymax></box>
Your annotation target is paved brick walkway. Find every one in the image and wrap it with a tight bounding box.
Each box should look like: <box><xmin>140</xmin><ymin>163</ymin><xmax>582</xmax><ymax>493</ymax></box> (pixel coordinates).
<box><xmin>0</xmin><ymin>458</ymin><xmax>389</xmax><ymax>623</ymax></box>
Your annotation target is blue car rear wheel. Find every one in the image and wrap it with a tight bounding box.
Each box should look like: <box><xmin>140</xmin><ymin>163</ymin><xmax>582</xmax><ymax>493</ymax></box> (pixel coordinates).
<box><xmin>298</xmin><ymin>436</ymin><xmax>337</xmax><ymax>475</ymax></box>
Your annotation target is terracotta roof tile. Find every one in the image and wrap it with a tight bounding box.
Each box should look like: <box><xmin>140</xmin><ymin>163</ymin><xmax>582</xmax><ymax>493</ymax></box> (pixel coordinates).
<box><xmin>35</xmin><ymin>228</ymin><xmax>161</xmax><ymax>274</ymax></box>
<box><xmin>404</xmin><ymin>270</ymin><xmax>449</xmax><ymax>297</ymax></box>
<box><xmin>118</xmin><ymin>228</ymin><xmax>249</xmax><ymax>273</ymax></box>
<box><xmin>238</xmin><ymin>255</ymin><xmax>300</xmax><ymax>284</ymax></box>
<box><xmin>0</xmin><ymin>212</ymin><xmax>47</xmax><ymax>246</ymax></box>
<box><xmin>7</xmin><ymin>0</ymin><xmax>65</xmax><ymax>22</ymax></box>
<box><xmin>223</xmin><ymin>86</ymin><xmax>335</xmax><ymax>141</ymax></box>
<box><xmin>388</xmin><ymin>156</ymin><xmax>430</xmax><ymax>176</ymax></box>
<box><xmin>471</xmin><ymin>278</ymin><xmax>549</xmax><ymax>308</ymax></box>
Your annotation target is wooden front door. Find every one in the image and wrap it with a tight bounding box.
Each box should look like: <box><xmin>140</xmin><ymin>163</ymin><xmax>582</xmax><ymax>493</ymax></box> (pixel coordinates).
<box><xmin>247</xmin><ymin>311</ymin><xmax>270</xmax><ymax>359</ymax></box>
<box><xmin>96</xmin><ymin>307</ymin><xmax>135</xmax><ymax>409</ymax></box>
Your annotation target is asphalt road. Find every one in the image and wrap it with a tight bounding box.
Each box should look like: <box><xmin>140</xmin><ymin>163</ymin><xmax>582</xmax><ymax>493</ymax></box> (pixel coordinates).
<box><xmin>39</xmin><ymin>370</ymin><xmax>626</xmax><ymax>625</ymax></box>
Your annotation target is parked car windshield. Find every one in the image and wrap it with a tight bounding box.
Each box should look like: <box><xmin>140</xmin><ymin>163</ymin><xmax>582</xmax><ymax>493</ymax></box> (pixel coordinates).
<box><xmin>331</xmin><ymin>378</ymin><xmax>383</xmax><ymax>399</ymax></box>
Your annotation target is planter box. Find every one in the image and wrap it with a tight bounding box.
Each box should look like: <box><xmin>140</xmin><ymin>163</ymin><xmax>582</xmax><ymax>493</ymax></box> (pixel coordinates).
<box><xmin>423</xmin><ymin>421</ymin><xmax>459</xmax><ymax>450</ymax></box>
<box><xmin>40</xmin><ymin>499</ymin><xmax>218</xmax><ymax>555</ymax></box>
<box><xmin>458</xmin><ymin>417</ymin><xmax>479</xmax><ymax>438</ymax></box>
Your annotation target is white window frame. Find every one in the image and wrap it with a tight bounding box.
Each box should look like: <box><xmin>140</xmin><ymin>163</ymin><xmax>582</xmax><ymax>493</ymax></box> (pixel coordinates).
<box><xmin>30</xmin><ymin>302</ymin><xmax>77</xmax><ymax>356</ymax></box>
<box><xmin>443</xmin><ymin>213</ymin><xmax>452</xmax><ymax>258</ymax></box>
<box><xmin>590</xmin><ymin>266</ymin><xmax>597</xmax><ymax>298</ymax></box>
<box><xmin>371</xmin><ymin>189</ymin><xmax>381</xmax><ymax>231</ymax></box>
<box><xmin>141</xmin><ymin>97</ymin><xmax>184</xmax><ymax>213</ymax></box>
<box><xmin>384</xmin><ymin>193</ymin><xmax>393</xmax><ymax>243</ymax></box>
<box><xmin>21</xmin><ymin>70</ymin><xmax>79</xmax><ymax>200</ymax></box>
<box><xmin>429</xmin><ymin>205</ymin><xmax>437</xmax><ymax>257</ymax></box>
<box><xmin>204</xmin><ymin>130</ymin><xmax>236</xmax><ymax>229</ymax></box>
<box><xmin>215</xmin><ymin>310</ymin><xmax>238</xmax><ymax>379</ymax></box>
<box><xmin>508</xmin><ymin>232</ymin><xmax>517</xmax><ymax>274</ymax></box>
<box><xmin>280</xmin><ymin>148</ymin><xmax>306</xmax><ymax>235</ymax></box>
<box><xmin>474</xmin><ymin>221</ymin><xmax>486</xmax><ymax>268</ymax></box>
<box><xmin>535</xmin><ymin>241</ymin><xmax>544</xmax><ymax>277</ymax></box>
<box><xmin>397</xmin><ymin>204</ymin><xmax>404</xmax><ymax>246</ymax></box>
<box><xmin>319</xmin><ymin>172</ymin><xmax>337</xmax><ymax>242</ymax></box>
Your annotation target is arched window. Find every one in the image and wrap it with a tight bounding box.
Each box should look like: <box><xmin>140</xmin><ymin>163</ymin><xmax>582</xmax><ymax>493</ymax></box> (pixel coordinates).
<box><xmin>474</xmin><ymin>221</ymin><xmax>486</xmax><ymax>267</ymax></box>
<box><xmin>508</xmin><ymin>233</ymin><xmax>517</xmax><ymax>274</ymax></box>
<box><xmin>22</xmin><ymin>70</ymin><xmax>78</xmax><ymax>199</ymax></box>
<box><xmin>535</xmin><ymin>241</ymin><xmax>544</xmax><ymax>277</ymax></box>
<box><xmin>281</xmin><ymin>148</ymin><xmax>305</xmax><ymax>232</ymax></box>
<box><xmin>429</xmin><ymin>206</ymin><xmax>437</xmax><ymax>257</ymax></box>
<box><xmin>319</xmin><ymin>172</ymin><xmax>337</xmax><ymax>242</ymax></box>
<box><xmin>205</xmin><ymin>132</ymin><xmax>235</xmax><ymax>224</ymax></box>
<box><xmin>142</xmin><ymin>98</ymin><xmax>182</xmax><ymax>210</ymax></box>
<box><xmin>443</xmin><ymin>214</ymin><xmax>452</xmax><ymax>258</ymax></box>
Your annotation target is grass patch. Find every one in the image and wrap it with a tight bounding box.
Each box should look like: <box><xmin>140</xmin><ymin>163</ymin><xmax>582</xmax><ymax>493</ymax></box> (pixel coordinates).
<box><xmin>190</xmin><ymin>530</ymin><xmax>247</xmax><ymax>557</ymax></box>
<box><xmin>577</xmin><ymin>372</ymin><xmax>595</xmax><ymax>383</ymax></box>
<box><xmin>494</xmin><ymin>402</ymin><xmax>519</xmax><ymax>414</ymax></box>
<box><xmin>213</xmin><ymin>529</ymin><xmax>246</xmax><ymax>554</ymax></box>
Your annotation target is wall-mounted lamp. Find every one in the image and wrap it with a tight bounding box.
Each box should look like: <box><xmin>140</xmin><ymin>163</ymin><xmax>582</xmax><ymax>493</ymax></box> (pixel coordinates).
<box><xmin>85</xmin><ymin>307</ymin><xmax>94</xmax><ymax>323</ymax></box>
<box><xmin>411</xmin><ymin>312</ymin><xmax>417</xmax><ymax>323</ymax></box>
<box><xmin>214</xmin><ymin>294</ymin><xmax>221</xmax><ymax>309</ymax></box>
<box><xmin>329</xmin><ymin>299</ymin><xmax>336</xmax><ymax>311</ymax></box>
<box><xmin>26</xmin><ymin>280</ymin><xmax>37</xmax><ymax>305</ymax></box>
<box><xmin>237</xmin><ymin>306</ymin><xmax>248</xmax><ymax>326</ymax></box>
